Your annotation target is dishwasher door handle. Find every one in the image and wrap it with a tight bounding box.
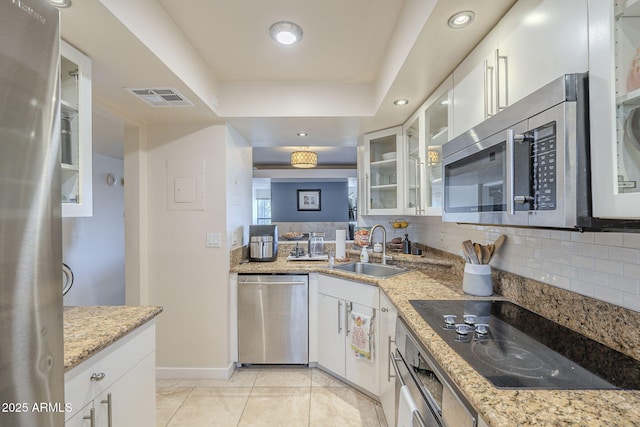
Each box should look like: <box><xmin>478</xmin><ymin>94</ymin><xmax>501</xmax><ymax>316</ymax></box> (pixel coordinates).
<box><xmin>239</xmin><ymin>281</ymin><xmax>307</xmax><ymax>286</ymax></box>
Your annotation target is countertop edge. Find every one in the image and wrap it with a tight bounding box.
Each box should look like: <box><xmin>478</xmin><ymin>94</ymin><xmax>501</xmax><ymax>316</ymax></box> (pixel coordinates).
<box><xmin>63</xmin><ymin>305</ymin><xmax>163</xmax><ymax>372</ymax></box>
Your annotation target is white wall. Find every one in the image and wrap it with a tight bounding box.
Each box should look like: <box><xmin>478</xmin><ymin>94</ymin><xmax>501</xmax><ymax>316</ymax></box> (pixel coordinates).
<box><xmin>63</xmin><ymin>153</ymin><xmax>125</xmax><ymax>306</ymax></box>
<box><xmin>361</xmin><ymin>215</ymin><xmax>640</xmax><ymax>312</ymax></box>
<box><xmin>132</xmin><ymin>123</ymin><xmax>251</xmax><ymax>377</ymax></box>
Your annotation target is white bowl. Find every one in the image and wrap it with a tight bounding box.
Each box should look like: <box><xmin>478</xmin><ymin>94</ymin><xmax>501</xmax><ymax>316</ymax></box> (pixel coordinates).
<box><xmin>381</xmin><ymin>152</ymin><xmax>396</xmax><ymax>161</ymax></box>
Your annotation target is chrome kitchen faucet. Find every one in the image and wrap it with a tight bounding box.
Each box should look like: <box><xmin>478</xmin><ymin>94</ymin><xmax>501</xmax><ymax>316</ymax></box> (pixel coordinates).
<box><xmin>369</xmin><ymin>224</ymin><xmax>392</xmax><ymax>265</ymax></box>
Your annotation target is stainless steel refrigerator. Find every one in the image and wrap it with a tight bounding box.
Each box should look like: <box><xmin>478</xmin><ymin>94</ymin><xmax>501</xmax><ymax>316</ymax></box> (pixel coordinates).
<box><xmin>0</xmin><ymin>1</ymin><xmax>64</xmax><ymax>426</ymax></box>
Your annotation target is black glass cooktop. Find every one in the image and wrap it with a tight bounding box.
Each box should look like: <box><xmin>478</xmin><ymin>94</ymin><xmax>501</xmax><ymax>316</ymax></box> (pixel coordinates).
<box><xmin>409</xmin><ymin>300</ymin><xmax>640</xmax><ymax>390</ymax></box>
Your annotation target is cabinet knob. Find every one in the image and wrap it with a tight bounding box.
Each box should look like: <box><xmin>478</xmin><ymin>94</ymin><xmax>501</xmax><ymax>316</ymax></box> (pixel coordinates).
<box><xmin>90</xmin><ymin>372</ymin><xmax>106</xmax><ymax>382</ymax></box>
<box><xmin>381</xmin><ymin>307</ymin><xmax>388</xmax><ymax>312</ymax></box>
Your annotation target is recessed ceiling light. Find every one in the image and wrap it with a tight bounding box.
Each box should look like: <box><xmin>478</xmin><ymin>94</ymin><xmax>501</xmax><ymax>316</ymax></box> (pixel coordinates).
<box><xmin>448</xmin><ymin>11</ymin><xmax>475</xmax><ymax>29</ymax></box>
<box><xmin>49</xmin><ymin>0</ymin><xmax>72</xmax><ymax>7</ymax></box>
<box><xmin>269</xmin><ymin>21</ymin><xmax>303</xmax><ymax>45</ymax></box>
<box><xmin>393</xmin><ymin>99</ymin><xmax>409</xmax><ymax>106</ymax></box>
<box><xmin>297</xmin><ymin>132</ymin><xmax>308</xmax><ymax>137</ymax></box>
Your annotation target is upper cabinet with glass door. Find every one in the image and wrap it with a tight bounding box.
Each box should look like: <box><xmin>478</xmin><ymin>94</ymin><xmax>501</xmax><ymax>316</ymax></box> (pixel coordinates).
<box><xmin>402</xmin><ymin>77</ymin><xmax>452</xmax><ymax>216</ymax></box>
<box><xmin>60</xmin><ymin>40</ymin><xmax>92</xmax><ymax>217</ymax></box>
<box><xmin>403</xmin><ymin>113</ymin><xmax>421</xmax><ymax>215</ymax></box>
<box><xmin>589</xmin><ymin>0</ymin><xmax>640</xmax><ymax>218</ymax></box>
<box><xmin>363</xmin><ymin>127</ymin><xmax>403</xmax><ymax>215</ymax></box>
<box><xmin>423</xmin><ymin>78</ymin><xmax>452</xmax><ymax>215</ymax></box>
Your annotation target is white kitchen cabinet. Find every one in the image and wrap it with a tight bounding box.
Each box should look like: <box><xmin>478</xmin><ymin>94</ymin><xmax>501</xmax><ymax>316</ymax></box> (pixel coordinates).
<box><xmin>452</xmin><ymin>32</ymin><xmax>498</xmax><ymax>138</ymax></box>
<box><xmin>378</xmin><ymin>291</ymin><xmax>397</xmax><ymax>427</ymax></box>
<box><xmin>589</xmin><ymin>0</ymin><xmax>640</xmax><ymax>218</ymax></box>
<box><xmin>496</xmin><ymin>0</ymin><xmax>588</xmax><ymax>107</ymax></box>
<box><xmin>64</xmin><ymin>322</ymin><xmax>156</xmax><ymax>427</ymax></box>
<box><xmin>363</xmin><ymin>126</ymin><xmax>404</xmax><ymax>215</ymax></box>
<box><xmin>452</xmin><ymin>0</ymin><xmax>588</xmax><ymax>138</ymax></box>
<box><xmin>317</xmin><ymin>274</ymin><xmax>379</xmax><ymax>396</ymax></box>
<box><xmin>403</xmin><ymin>77</ymin><xmax>452</xmax><ymax>215</ymax></box>
<box><xmin>60</xmin><ymin>40</ymin><xmax>92</xmax><ymax>217</ymax></box>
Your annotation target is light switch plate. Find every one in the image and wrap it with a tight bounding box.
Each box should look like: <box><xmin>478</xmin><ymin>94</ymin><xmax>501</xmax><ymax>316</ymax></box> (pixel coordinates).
<box><xmin>206</xmin><ymin>232</ymin><xmax>221</xmax><ymax>248</ymax></box>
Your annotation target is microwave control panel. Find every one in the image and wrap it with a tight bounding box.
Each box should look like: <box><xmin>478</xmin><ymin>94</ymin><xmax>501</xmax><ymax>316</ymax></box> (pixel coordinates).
<box><xmin>530</xmin><ymin>123</ymin><xmax>557</xmax><ymax>210</ymax></box>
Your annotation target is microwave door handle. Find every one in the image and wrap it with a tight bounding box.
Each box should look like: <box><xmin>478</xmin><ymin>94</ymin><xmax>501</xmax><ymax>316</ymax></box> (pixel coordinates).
<box><xmin>506</xmin><ymin>129</ymin><xmax>516</xmax><ymax>215</ymax></box>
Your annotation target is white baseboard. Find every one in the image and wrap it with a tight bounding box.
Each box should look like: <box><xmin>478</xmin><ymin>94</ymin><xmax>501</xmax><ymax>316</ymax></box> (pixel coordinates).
<box><xmin>156</xmin><ymin>363</ymin><xmax>235</xmax><ymax>380</ymax></box>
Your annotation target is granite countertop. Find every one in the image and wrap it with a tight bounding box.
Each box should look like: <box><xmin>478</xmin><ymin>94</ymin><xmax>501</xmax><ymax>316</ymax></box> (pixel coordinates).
<box><xmin>231</xmin><ymin>250</ymin><xmax>640</xmax><ymax>426</ymax></box>
<box><xmin>63</xmin><ymin>305</ymin><xmax>163</xmax><ymax>372</ymax></box>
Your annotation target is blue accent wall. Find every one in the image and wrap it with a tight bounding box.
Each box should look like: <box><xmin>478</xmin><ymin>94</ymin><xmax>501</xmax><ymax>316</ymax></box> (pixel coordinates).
<box><xmin>271</xmin><ymin>181</ymin><xmax>349</xmax><ymax>222</ymax></box>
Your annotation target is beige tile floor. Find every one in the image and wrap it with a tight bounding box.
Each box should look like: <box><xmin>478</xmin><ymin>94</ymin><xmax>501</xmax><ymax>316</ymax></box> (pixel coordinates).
<box><xmin>156</xmin><ymin>367</ymin><xmax>389</xmax><ymax>427</ymax></box>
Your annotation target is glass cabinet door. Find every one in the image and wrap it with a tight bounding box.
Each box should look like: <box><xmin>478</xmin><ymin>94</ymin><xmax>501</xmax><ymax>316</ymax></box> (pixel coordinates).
<box><xmin>364</xmin><ymin>127</ymin><xmax>403</xmax><ymax>215</ymax></box>
<box><xmin>60</xmin><ymin>40</ymin><xmax>92</xmax><ymax>217</ymax></box>
<box><xmin>424</xmin><ymin>90</ymin><xmax>450</xmax><ymax>211</ymax></box>
<box><xmin>615</xmin><ymin>1</ymin><xmax>640</xmax><ymax>196</ymax></box>
<box><xmin>404</xmin><ymin>115</ymin><xmax>422</xmax><ymax>214</ymax></box>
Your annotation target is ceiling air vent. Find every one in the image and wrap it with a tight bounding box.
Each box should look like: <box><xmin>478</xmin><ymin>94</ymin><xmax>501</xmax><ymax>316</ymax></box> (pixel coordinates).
<box><xmin>125</xmin><ymin>87</ymin><xmax>194</xmax><ymax>107</ymax></box>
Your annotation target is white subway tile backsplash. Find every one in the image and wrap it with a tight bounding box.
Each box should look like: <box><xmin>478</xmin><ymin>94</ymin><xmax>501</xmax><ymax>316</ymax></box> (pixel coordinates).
<box><xmin>608</xmin><ymin>275</ymin><xmax>640</xmax><ymax>294</ymax></box>
<box><xmin>594</xmin><ymin>258</ymin><xmax>624</xmax><ymax>275</ymax></box>
<box><xmin>594</xmin><ymin>233</ymin><xmax>624</xmax><ymax>247</ymax></box>
<box><xmin>570</xmin><ymin>254</ymin><xmax>595</xmax><ymax>270</ymax></box>
<box><xmin>570</xmin><ymin>232</ymin><xmax>595</xmax><ymax>244</ymax></box>
<box><xmin>570</xmin><ymin>279</ymin><xmax>595</xmax><ymax>297</ymax></box>
<box><xmin>581</xmin><ymin>243</ymin><xmax>609</xmax><ymax>259</ymax></box>
<box><xmin>624</xmin><ymin>262</ymin><xmax>640</xmax><ymax>278</ymax></box>
<box><xmin>362</xmin><ymin>215</ymin><xmax>640</xmax><ymax>312</ymax></box>
<box><xmin>609</xmin><ymin>246</ymin><xmax>640</xmax><ymax>264</ymax></box>
<box><xmin>579</xmin><ymin>269</ymin><xmax>609</xmax><ymax>286</ymax></box>
<box><xmin>623</xmin><ymin>233</ymin><xmax>640</xmax><ymax>249</ymax></box>
<box><xmin>593</xmin><ymin>285</ymin><xmax>624</xmax><ymax>306</ymax></box>
<box><xmin>550</xmin><ymin>274</ymin><xmax>571</xmax><ymax>290</ymax></box>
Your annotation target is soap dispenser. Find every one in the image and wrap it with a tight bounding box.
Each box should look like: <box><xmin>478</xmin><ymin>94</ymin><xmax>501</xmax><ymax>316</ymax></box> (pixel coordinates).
<box><xmin>402</xmin><ymin>234</ymin><xmax>411</xmax><ymax>254</ymax></box>
<box><xmin>360</xmin><ymin>245</ymin><xmax>369</xmax><ymax>262</ymax></box>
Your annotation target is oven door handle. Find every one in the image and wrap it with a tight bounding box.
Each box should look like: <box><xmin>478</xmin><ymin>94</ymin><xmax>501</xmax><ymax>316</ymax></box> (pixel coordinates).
<box><xmin>389</xmin><ymin>350</ymin><xmax>406</xmax><ymax>387</ymax></box>
<box><xmin>412</xmin><ymin>410</ymin><xmax>428</xmax><ymax>427</ymax></box>
<box><xmin>392</xmin><ymin>353</ymin><xmax>430</xmax><ymax>427</ymax></box>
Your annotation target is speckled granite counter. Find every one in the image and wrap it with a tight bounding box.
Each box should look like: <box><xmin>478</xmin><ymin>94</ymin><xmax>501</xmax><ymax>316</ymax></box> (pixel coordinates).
<box><xmin>231</xmin><ymin>244</ymin><xmax>640</xmax><ymax>426</ymax></box>
<box><xmin>63</xmin><ymin>305</ymin><xmax>163</xmax><ymax>372</ymax></box>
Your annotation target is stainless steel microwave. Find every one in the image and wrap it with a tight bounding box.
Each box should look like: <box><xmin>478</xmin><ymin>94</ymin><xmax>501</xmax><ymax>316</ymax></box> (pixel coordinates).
<box><xmin>443</xmin><ymin>74</ymin><xmax>595</xmax><ymax>230</ymax></box>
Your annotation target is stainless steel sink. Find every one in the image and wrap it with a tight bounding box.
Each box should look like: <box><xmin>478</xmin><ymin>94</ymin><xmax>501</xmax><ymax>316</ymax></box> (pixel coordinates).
<box><xmin>330</xmin><ymin>262</ymin><xmax>409</xmax><ymax>278</ymax></box>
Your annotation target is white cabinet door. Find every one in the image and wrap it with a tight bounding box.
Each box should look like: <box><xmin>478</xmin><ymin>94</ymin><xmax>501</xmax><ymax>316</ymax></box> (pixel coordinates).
<box><xmin>378</xmin><ymin>292</ymin><xmax>398</xmax><ymax>427</ymax></box>
<box><xmin>452</xmin><ymin>32</ymin><xmax>498</xmax><ymax>138</ymax></box>
<box><xmin>590</xmin><ymin>0</ymin><xmax>640</xmax><ymax>218</ymax></box>
<box><xmin>65</xmin><ymin>403</ymin><xmax>94</xmax><ymax>427</ymax></box>
<box><xmin>94</xmin><ymin>353</ymin><xmax>156</xmax><ymax>427</ymax></box>
<box><xmin>363</xmin><ymin>126</ymin><xmax>404</xmax><ymax>215</ymax></box>
<box><xmin>344</xmin><ymin>302</ymin><xmax>379</xmax><ymax>396</ymax></box>
<box><xmin>317</xmin><ymin>293</ymin><xmax>346</xmax><ymax>378</ymax></box>
<box><xmin>452</xmin><ymin>0</ymin><xmax>588</xmax><ymax>138</ymax></box>
<box><xmin>497</xmin><ymin>0</ymin><xmax>588</xmax><ymax>108</ymax></box>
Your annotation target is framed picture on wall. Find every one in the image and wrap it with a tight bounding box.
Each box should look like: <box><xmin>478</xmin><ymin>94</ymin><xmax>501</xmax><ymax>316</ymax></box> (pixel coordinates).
<box><xmin>297</xmin><ymin>189</ymin><xmax>321</xmax><ymax>211</ymax></box>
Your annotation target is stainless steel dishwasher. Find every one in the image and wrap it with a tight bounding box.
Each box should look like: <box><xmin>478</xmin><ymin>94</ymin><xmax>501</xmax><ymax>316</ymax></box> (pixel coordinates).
<box><xmin>238</xmin><ymin>274</ymin><xmax>309</xmax><ymax>364</ymax></box>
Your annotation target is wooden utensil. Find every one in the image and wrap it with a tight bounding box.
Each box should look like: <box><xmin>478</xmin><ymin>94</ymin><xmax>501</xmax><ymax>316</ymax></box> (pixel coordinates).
<box><xmin>481</xmin><ymin>245</ymin><xmax>492</xmax><ymax>264</ymax></box>
<box><xmin>474</xmin><ymin>243</ymin><xmax>483</xmax><ymax>264</ymax></box>
<box><xmin>494</xmin><ymin>235</ymin><xmax>506</xmax><ymax>253</ymax></box>
<box><xmin>463</xmin><ymin>240</ymin><xmax>479</xmax><ymax>264</ymax></box>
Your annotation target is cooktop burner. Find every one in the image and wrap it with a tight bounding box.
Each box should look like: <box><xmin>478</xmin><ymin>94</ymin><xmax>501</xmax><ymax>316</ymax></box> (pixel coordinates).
<box><xmin>409</xmin><ymin>300</ymin><xmax>640</xmax><ymax>389</ymax></box>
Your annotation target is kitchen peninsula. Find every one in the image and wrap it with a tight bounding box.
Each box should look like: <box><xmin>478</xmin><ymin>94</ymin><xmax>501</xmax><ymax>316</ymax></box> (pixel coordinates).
<box><xmin>63</xmin><ymin>306</ymin><xmax>162</xmax><ymax>426</ymax></box>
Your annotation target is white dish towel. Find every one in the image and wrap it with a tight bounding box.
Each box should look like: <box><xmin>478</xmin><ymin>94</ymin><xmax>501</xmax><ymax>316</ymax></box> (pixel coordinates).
<box><xmin>397</xmin><ymin>384</ymin><xmax>419</xmax><ymax>427</ymax></box>
<box><xmin>350</xmin><ymin>311</ymin><xmax>373</xmax><ymax>361</ymax></box>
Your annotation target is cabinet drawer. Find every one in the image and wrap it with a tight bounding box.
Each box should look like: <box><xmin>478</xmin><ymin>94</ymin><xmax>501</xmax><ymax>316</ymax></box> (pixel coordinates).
<box><xmin>64</xmin><ymin>322</ymin><xmax>155</xmax><ymax>421</ymax></box>
<box><xmin>318</xmin><ymin>274</ymin><xmax>379</xmax><ymax>308</ymax></box>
